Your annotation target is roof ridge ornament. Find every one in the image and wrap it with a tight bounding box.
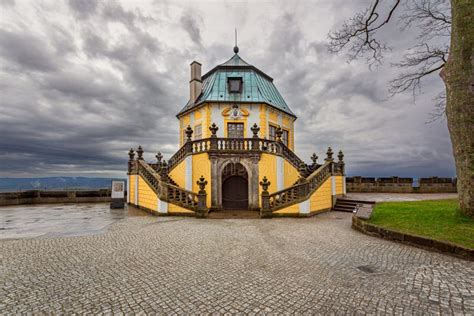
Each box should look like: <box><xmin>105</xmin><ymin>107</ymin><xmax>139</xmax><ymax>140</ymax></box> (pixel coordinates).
<box><xmin>233</xmin><ymin>28</ymin><xmax>239</xmax><ymax>54</ymax></box>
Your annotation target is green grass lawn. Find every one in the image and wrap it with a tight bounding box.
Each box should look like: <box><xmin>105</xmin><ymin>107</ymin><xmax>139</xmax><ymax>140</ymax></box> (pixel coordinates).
<box><xmin>368</xmin><ymin>199</ymin><xmax>474</xmax><ymax>249</ymax></box>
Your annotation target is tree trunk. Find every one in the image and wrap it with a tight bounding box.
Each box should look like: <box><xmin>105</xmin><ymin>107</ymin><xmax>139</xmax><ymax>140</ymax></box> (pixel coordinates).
<box><xmin>442</xmin><ymin>0</ymin><xmax>474</xmax><ymax>216</ymax></box>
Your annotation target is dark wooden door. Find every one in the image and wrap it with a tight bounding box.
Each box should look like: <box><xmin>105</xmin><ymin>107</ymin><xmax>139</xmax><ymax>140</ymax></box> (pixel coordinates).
<box><xmin>222</xmin><ymin>176</ymin><xmax>248</xmax><ymax>209</ymax></box>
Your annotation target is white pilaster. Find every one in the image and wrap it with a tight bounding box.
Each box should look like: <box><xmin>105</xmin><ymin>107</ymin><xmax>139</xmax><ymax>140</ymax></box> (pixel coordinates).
<box><xmin>343</xmin><ymin>176</ymin><xmax>347</xmax><ymax>195</ymax></box>
<box><xmin>185</xmin><ymin>155</ymin><xmax>193</xmax><ymax>191</ymax></box>
<box><xmin>211</xmin><ymin>105</ymin><xmax>225</xmax><ymax>137</ymax></box>
<box><xmin>134</xmin><ymin>176</ymin><xmax>138</xmax><ymax>205</ymax></box>
<box><xmin>331</xmin><ymin>176</ymin><xmax>336</xmax><ymax>196</ymax></box>
<box><xmin>299</xmin><ymin>199</ymin><xmax>310</xmax><ymax>215</ymax></box>
<box><xmin>126</xmin><ymin>175</ymin><xmax>130</xmax><ymax>203</ymax></box>
<box><xmin>246</xmin><ymin>105</ymin><xmax>260</xmax><ymax>136</ymax></box>
<box><xmin>189</xmin><ymin>114</ymin><xmax>194</xmax><ymax>129</ymax></box>
<box><xmin>158</xmin><ymin>199</ymin><xmax>168</xmax><ymax>214</ymax></box>
<box><xmin>276</xmin><ymin>156</ymin><xmax>284</xmax><ymax>191</ymax></box>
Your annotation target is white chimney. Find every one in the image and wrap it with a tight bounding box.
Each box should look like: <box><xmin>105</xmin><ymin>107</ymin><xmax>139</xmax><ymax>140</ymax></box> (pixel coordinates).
<box><xmin>190</xmin><ymin>61</ymin><xmax>202</xmax><ymax>103</ymax></box>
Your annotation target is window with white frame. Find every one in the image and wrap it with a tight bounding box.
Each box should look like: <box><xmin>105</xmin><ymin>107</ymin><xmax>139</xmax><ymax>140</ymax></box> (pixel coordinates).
<box><xmin>282</xmin><ymin>129</ymin><xmax>289</xmax><ymax>147</ymax></box>
<box><xmin>194</xmin><ymin>124</ymin><xmax>202</xmax><ymax>140</ymax></box>
<box><xmin>227</xmin><ymin>123</ymin><xmax>244</xmax><ymax>138</ymax></box>
<box><xmin>269</xmin><ymin>125</ymin><xmax>277</xmax><ymax>141</ymax></box>
<box><xmin>268</xmin><ymin>125</ymin><xmax>289</xmax><ymax>146</ymax></box>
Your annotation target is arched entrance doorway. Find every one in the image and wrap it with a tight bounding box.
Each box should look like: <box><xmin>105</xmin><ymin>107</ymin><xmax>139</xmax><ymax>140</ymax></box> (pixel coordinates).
<box><xmin>222</xmin><ymin>163</ymin><xmax>248</xmax><ymax>210</ymax></box>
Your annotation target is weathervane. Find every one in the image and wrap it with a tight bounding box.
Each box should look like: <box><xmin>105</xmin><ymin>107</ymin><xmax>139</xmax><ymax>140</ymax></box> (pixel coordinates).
<box><xmin>233</xmin><ymin>28</ymin><xmax>239</xmax><ymax>54</ymax></box>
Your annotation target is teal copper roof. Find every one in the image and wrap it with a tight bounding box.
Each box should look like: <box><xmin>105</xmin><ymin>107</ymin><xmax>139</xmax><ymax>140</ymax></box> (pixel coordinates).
<box><xmin>177</xmin><ymin>51</ymin><xmax>296</xmax><ymax>118</ymax></box>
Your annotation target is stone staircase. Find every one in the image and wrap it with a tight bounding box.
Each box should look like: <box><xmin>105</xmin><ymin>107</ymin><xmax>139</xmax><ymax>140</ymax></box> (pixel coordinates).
<box><xmin>135</xmin><ymin>159</ymin><xmax>207</xmax><ymax>215</ymax></box>
<box><xmin>165</xmin><ymin>174</ymin><xmax>178</xmax><ymax>186</ymax></box>
<box><xmin>333</xmin><ymin>198</ymin><xmax>375</xmax><ymax>213</ymax></box>
<box><xmin>262</xmin><ymin>160</ymin><xmax>337</xmax><ymax>215</ymax></box>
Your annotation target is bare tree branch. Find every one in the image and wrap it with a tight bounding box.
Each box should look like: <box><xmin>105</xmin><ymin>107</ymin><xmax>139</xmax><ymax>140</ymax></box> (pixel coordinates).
<box><xmin>328</xmin><ymin>0</ymin><xmax>451</xmax><ymax>120</ymax></box>
<box><xmin>389</xmin><ymin>43</ymin><xmax>448</xmax><ymax>96</ymax></box>
<box><xmin>426</xmin><ymin>91</ymin><xmax>447</xmax><ymax>123</ymax></box>
<box><xmin>328</xmin><ymin>0</ymin><xmax>401</xmax><ymax>65</ymax></box>
<box><xmin>400</xmin><ymin>0</ymin><xmax>451</xmax><ymax>41</ymax></box>
<box><xmin>388</xmin><ymin>0</ymin><xmax>451</xmax><ymax>99</ymax></box>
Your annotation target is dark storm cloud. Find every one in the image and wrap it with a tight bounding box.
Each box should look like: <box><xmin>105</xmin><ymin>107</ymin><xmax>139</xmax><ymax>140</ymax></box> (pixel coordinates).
<box><xmin>0</xmin><ymin>29</ymin><xmax>58</xmax><ymax>72</ymax></box>
<box><xmin>246</xmin><ymin>2</ymin><xmax>454</xmax><ymax>177</ymax></box>
<box><xmin>0</xmin><ymin>0</ymin><xmax>455</xmax><ymax>178</ymax></box>
<box><xmin>82</xmin><ymin>30</ymin><xmax>108</xmax><ymax>57</ymax></box>
<box><xmin>0</xmin><ymin>0</ymin><xmax>184</xmax><ymax>177</ymax></box>
<box><xmin>180</xmin><ymin>12</ymin><xmax>203</xmax><ymax>47</ymax></box>
<box><xmin>67</xmin><ymin>0</ymin><xmax>98</xmax><ymax>19</ymax></box>
<box><xmin>0</xmin><ymin>0</ymin><xmax>14</xmax><ymax>7</ymax></box>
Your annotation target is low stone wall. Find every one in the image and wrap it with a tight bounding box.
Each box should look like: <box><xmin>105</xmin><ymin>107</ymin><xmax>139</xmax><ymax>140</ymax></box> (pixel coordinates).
<box><xmin>352</xmin><ymin>216</ymin><xmax>473</xmax><ymax>261</ymax></box>
<box><xmin>0</xmin><ymin>189</ymin><xmax>114</xmax><ymax>206</ymax></box>
<box><xmin>418</xmin><ymin>177</ymin><xmax>457</xmax><ymax>193</ymax></box>
<box><xmin>346</xmin><ymin>176</ymin><xmax>457</xmax><ymax>193</ymax></box>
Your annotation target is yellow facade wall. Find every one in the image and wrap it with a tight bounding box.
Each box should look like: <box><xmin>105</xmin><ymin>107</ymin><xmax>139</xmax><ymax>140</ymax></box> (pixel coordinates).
<box><xmin>268</xmin><ymin>109</ymin><xmax>278</xmax><ymax>122</ymax></box>
<box><xmin>281</xmin><ymin>114</ymin><xmax>294</xmax><ymax>150</ymax></box>
<box><xmin>179</xmin><ymin>113</ymin><xmax>191</xmax><ymax>146</ymax></box>
<box><xmin>258</xmin><ymin>153</ymin><xmax>277</xmax><ymax>206</ymax></box>
<box><xmin>137</xmin><ymin>176</ymin><xmax>158</xmax><ymax>211</ymax></box>
<box><xmin>168</xmin><ymin>204</ymin><xmax>194</xmax><ymax>214</ymax></box>
<box><xmin>274</xmin><ymin>204</ymin><xmax>299</xmax><ymax>215</ymax></box>
<box><xmin>335</xmin><ymin>176</ymin><xmax>344</xmax><ymax>195</ymax></box>
<box><xmin>177</xmin><ymin>105</ymin><xmax>210</xmax><ymax>144</ymax></box>
<box><xmin>263</xmin><ymin>105</ymin><xmax>296</xmax><ymax>151</ymax></box>
<box><xmin>191</xmin><ymin>153</ymin><xmax>212</xmax><ymax>207</ymax></box>
<box><xmin>284</xmin><ymin>160</ymin><xmax>300</xmax><ymax>187</ymax></box>
<box><xmin>204</xmin><ymin>104</ymin><xmax>211</xmax><ymax>138</ymax></box>
<box><xmin>288</xmin><ymin>119</ymin><xmax>295</xmax><ymax>150</ymax></box>
<box><xmin>194</xmin><ymin>109</ymin><xmax>202</xmax><ymax>120</ymax></box>
<box><xmin>179</xmin><ymin>103</ymin><xmax>296</xmax><ymax>150</ymax></box>
<box><xmin>169</xmin><ymin>159</ymin><xmax>186</xmax><ymax>188</ymax></box>
<box><xmin>309</xmin><ymin>177</ymin><xmax>333</xmax><ymax>212</ymax></box>
<box><xmin>129</xmin><ymin>175</ymin><xmax>136</xmax><ymax>204</ymax></box>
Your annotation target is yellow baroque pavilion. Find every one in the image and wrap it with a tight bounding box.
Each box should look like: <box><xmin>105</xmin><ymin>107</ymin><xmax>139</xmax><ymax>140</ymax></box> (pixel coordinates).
<box><xmin>127</xmin><ymin>45</ymin><xmax>346</xmax><ymax>218</ymax></box>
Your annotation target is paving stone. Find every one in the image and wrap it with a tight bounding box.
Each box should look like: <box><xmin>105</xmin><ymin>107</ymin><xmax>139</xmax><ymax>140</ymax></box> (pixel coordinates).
<box><xmin>0</xmin><ymin>211</ymin><xmax>473</xmax><ymax>314</ymax></box>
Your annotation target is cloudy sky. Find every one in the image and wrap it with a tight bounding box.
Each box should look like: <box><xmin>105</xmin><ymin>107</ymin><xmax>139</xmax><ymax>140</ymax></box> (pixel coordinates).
<box><xmin>0</xmin><ymin>0</ymin><xmax>455</xmax><ymax>178</ymax></box>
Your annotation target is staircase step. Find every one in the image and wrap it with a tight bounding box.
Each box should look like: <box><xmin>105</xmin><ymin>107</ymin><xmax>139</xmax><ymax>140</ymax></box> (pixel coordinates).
<box><xmin>333</xmin><ymin>207</ymin><xmax>356</xmax><ymax>213</ymax></box>
<box><xmin>333</xmin><ymin>198</ymin><xmax>376</xmax><ymax>213</ymax></box>
<box><xmin>335</xmin><ymin>201</ymin><xmax>359</xmax><ymax>207</ymax></box>
<box><xmin>334</xmin><ymin>203</ymin><xmax>356</xmax><ymax>208</ymax></box>
<box><xmin>333</xmin><ymin>205</ymin><xmax>356</xmax><ymax>211</ymax></box>
<box><xmin>337</xmin><ymin>199</ymin><xmax>376</xmax><ymax>204</ymax></box>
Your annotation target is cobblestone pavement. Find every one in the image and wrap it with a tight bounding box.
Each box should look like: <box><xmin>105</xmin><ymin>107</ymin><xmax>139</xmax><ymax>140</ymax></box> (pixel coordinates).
<box><xmin>346</xmin><ymin>193</ymin><xmax>458</xmax><ymax>202</ymax></box>
<box><xmin>1</xmin><ymin>209</ymin><xmax>473</xmax><ymax>314</ymax></box>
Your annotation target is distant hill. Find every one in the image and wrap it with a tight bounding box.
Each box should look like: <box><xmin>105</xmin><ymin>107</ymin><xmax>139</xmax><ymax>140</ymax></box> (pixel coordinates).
<box><xmin>0</xmin><ymin>177</ymin><xmax>126</xmax><ymax>192</ymax></box>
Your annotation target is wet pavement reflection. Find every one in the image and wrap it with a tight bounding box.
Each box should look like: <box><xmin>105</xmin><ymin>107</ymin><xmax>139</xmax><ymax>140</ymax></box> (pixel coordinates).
<box><xmin>0</xmin><ymin>203</ymin><xmax>149</xmax><ymax>239</ymax></box>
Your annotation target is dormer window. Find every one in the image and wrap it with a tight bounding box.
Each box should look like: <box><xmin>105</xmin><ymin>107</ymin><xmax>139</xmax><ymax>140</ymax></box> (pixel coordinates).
<box><xmin>228</xmin><ymin>77</ymin><xmax>243</xmax><ymax>93</ymax></box>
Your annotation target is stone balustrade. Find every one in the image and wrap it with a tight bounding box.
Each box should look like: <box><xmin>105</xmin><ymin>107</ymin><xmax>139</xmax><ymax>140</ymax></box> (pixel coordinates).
<box><xmin>0</xmin><ymin>189</ymin><xmax>113</xmax><ymax>206</ymax></box>
<box><xmin>261</xmin><ymin>161</ymin><xmax>334</xmax><ymax>215</ymax></box>
<box><xmin>166</xmin><ymin>136</ymin><xmax>308</xmax><ymax>174</ymax></box>
<box><xmin>135</xmin><ymin>159</ymin><xmax>208</xmax><ymax>216</ymax></box>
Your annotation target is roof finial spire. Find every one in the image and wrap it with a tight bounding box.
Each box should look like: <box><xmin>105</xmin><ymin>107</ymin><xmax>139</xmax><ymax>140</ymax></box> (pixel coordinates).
<box><xmin>233</xmin><ymin>28</ymin><xmax>239</xmax><ymax>54</ymax></box>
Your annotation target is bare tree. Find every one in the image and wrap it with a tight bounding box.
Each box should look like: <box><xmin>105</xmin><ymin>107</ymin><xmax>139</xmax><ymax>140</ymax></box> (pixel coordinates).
<box><xmin>328</xmin><ymin>0</ymin><xmax>402</xmax><ymax>65</ymax></box>
<box><xmin>329</xmin><ymin>0</ymin><xmax>474</xmax><ymax>216</ymax></box>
